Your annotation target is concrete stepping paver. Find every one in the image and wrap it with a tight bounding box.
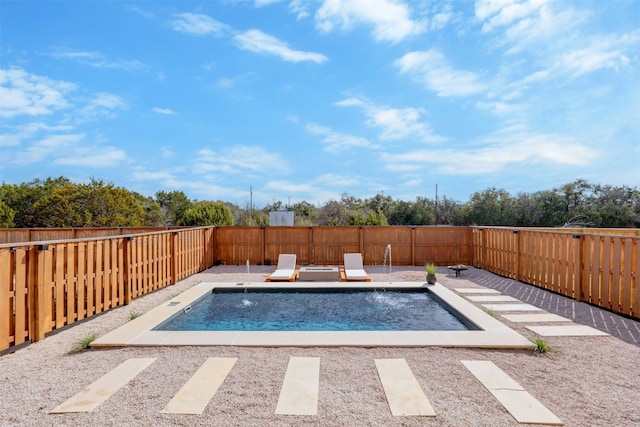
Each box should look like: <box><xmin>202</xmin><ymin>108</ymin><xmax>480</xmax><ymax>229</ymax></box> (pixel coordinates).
<box><xmin>502</xmin><ymin>314</ymin><xmax>571</xmax><ymax>323</ymax></box>
<box><xmin>526</xmin><ymin>325</ymin><xmax>609</xmax><ymax>337</ymax></box>
<box><xmin>455</xmin><ymin>288</ymin><xmax>501</xmax><ymax>294</ymax></box>
<box><xmin>482</xmin><ymin>303</ymin><xmax>543</xmax><ymax>312</ymax></box>
<box><xmin>468</xmin><ymin>295</ymin><xmax>520</xmax><ymax>302</ymax></box>
<box><xmin>375</xmin><ymin>358</ymin><xmax>436</xmax><ymax>417</ymax></box>
<box><xmin>461</xmin><ymin>360</ymin><xmax>563</xmax><ymax>425</ymax></box>
<box><xmin>50</xmin><ymin>358</ymin><xmax>156</xmax><ymax>413</ymax></box>
<box><xmin>161</xmin><ymin>357</ymin><xmax>237</xmax><ymax>414</ymax></box>
<box><xmin>275</xmin><ymin>356</ymin><xmax>320</xmax><ymax>415</ymax></box>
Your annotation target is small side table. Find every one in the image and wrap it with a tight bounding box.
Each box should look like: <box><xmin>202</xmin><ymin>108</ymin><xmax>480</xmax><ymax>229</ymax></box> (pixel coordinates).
<box><xmin>447</xmin><ymin>264</ymin><xmax>468</xmax><ymax>277</ymax></box>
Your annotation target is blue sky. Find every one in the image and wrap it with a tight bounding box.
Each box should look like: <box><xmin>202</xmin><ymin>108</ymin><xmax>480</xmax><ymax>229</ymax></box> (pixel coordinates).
<box><xmin>1</xmin><ymin>0</ymin><xmax>639</xmax><ymax>207</ymax></box>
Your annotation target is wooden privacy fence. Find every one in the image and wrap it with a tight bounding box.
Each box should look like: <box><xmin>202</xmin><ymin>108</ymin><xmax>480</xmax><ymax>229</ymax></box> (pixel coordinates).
<box><xmin>0</xmin><ymin>228</ymin><xmax>214</xmax><ymax>353</ymax></box>
<box><xmin>2</xmin><ymin>225</ymin><xmax>638</xmax><ymax>354</ymax></box>
<box><xmin>471</xmin><ymin>227</ymin><xmax>639</xmax><ymax>319</ymax></box>
<box><xmin>214</xmin><ymin>226</ymin><xmax>470</xmax><ymax>267</ymax></box>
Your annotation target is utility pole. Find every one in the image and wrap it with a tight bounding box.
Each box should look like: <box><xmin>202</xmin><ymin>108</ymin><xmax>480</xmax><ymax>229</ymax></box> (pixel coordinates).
<box><xmin>435</xmin><ymin>184</ymin><xmax>438</xmax><ymax>226</ymax></box>
<box><xmin>250</xmin><ymin>186</ymin><xmax>253</xmax><ymax>214</ymax></box>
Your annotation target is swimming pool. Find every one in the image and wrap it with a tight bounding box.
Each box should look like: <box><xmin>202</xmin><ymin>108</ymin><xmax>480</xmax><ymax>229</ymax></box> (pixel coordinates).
<box><xmin>92</xmin><ymin>282</ymin><xmax>534</xmax><ymax>348</ymax></box>
<box><xmin>153</xmin><ymin>289</ymin><xmax>478</xmax><ymax>332</ymax></box>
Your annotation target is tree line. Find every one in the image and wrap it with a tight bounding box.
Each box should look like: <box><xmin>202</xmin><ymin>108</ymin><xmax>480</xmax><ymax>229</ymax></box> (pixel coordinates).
<box><xmin>1</xmin><ymin>177</ymin><xmax>638</xmax><ymax>228</ymax></box>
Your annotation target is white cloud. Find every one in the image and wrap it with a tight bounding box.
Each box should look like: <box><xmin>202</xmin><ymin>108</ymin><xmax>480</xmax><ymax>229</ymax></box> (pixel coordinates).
<box><xmin>556</xmin><ymin>31</ymin><xmax>640</xmax><ymax>78</ymax></box>
<box><xmin>395</xmin><ymin>49</ymin><xmax>486</xmax><ymax>97</ymax></box>
<box><xmin>194</xmin><ymin>145</ymin><xmax>287</xmax><ymax>174</ymax></box>
<box><xmin>289</xmin><ymin>0</ymin><xmax>311</xmax><ymax>20</ymax></box>
<box><xmin>234</xmin><ymin>29</ymin><xmax>328</xmax><ymax>63</ymax></box>
<box><xmin>48</xmin><ymin>48</ymin><xmax>146</xmax><ymax>71</ymax></box>
<box><xmin>315</xmin><ymin>0</ymin><xmax>425</xmax><ymax>43</ymax></box>
<box><xmin>11</xmin><ymin>133</ymin><xmax>85</xmax><ymax>164</ymax></box>
<box><xmin>306</xmin><ymin>123</ymin><xmax>375</xmax><ymax>152</ymax></box>
<box><xmin>74</xmin><ymin>92</ymin><xmax>127</xmax><ymax>122</ymax></box>
<box><xmin>382</xmin><ymin>131</ymin><xmax>599</xmax><ymax>174</ymax></box>
<box><xmin>53</xmin><ymin>146</ymin><xmax>126</xmax><ymax>167</ymax></box>
<box><xmin>475</xmin><ymin>0</ymin><xmax>585</xmax><ymax>55</ymax></box>
<box><xmin>336</xmin><ymin>96</ymin><xmax>443</xmax><ymax>142</ymax></box>
<box><xmin>0</xmin><ymin>122</ymin><xmax>73</xmax><ymax>147</ymax></box>
<box><xmin>171</xmin><ymin>13</ymin><xmax>230</xmax><ymax>36</ymax></box>
<box><xmin>0</xmin><ymin>68</ymin><xmax>74</xmax><ymax>118</ymax></box>
<box><xmin>153</xmin><ymin>107</ymin><xmax>176</xmax><ymax>115</ymax></box>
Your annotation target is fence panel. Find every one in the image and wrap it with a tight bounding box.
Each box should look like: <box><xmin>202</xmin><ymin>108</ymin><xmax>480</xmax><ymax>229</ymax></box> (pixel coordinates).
<box><xmin>264</xmin><ymin>227</ymin><xmax>311</xmax><ymax>265</ymax></box>
<box><xmin>414</xmin><ymin>227</ymin><xmax>470</xmax><ymax>266</ymax></box>
<box><xmin>215</xmin><ymin>227</ymin><xmax>263</xmax><ymax>265</ymax></box>
<box><xmin>311</xmin><ymin>227</ymin><xmax>361</xmax><ymax>265</ymax></box>
<box><xmin>363</xmin><ymin>227</ymin><xmax>412</xmax><ymax>266</ymax></box>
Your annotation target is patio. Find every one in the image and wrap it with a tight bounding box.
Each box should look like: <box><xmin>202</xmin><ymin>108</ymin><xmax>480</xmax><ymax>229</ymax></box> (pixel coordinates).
<box><xmin>0</xmin><ymin>266</ymin><xmax>638</xmax><ymax>426</ymax></box>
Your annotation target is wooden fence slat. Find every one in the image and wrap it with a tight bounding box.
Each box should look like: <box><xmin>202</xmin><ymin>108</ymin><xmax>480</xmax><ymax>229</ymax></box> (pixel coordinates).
<box><xmin>66</xmin><ymin>244</ymin><xmax>76</xmax><ymax>324</ymax></box>
<box><xmin>54</xmin><ymin>244</ymin><xmax>66</xmax><ymax>329</ymax></box>
<box><xmin>0</xmin><ymin>249</ymin><xmax>11</xmax><ymax>350</ymax></box>
<box><xmin>77</xmin><ymin>242</ymin><xmax>86</xmax><ymax>321</ymax></box>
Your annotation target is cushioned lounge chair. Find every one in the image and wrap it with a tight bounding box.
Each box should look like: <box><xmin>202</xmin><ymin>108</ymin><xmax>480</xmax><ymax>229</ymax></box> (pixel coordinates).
<box><xmin>267</xmin><ymin>254</ymin><xmax>298</xmax><ymax>282</ymax></box>
<box><xmin>343</xmin><ymin>253</ymin><xmax>371</xmax><ymax>281</ymax></box>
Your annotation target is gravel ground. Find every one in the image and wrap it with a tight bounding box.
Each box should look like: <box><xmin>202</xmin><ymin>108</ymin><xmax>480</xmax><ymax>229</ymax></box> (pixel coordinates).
<box><xmin>1</xmin><ymin>266</ymin><xmax>639</xmax><ymax>427</ymax></box>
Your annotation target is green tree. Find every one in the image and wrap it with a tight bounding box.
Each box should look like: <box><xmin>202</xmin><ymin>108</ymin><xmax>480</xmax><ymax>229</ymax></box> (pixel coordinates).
<box><xmin>179</xmin><ymin>201</ymin><xmax>233</xmax><ymax>226</ymax></box>
<box><xmin>464</xmin><ymin>188</ymin><xmax>516</xmax><ymax>226</ymax></box>
<box><xmin>155</xmin><ymin>190</ymin><xmax>192</xmax><ymax>226</ymax></box>
<box><xmin>0</xmin><ymin>199</ymin><xmax>15</xmax><ymax>227</ymax></box>
<box><xmin>0</xmin><ymin>177</ymin><xmax>71</xmax><ymax>227</ymax></box>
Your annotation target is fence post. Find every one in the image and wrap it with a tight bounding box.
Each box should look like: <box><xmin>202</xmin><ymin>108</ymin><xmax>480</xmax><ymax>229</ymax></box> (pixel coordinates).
<box><xmin>573</xmin><ymin>234</ymin><xmax>583</xmax><ymax>302</ymax></box>
<box><xmin>513</xmin><ymin>230</ymin><xmax>520</xmax><ymax>282</ymax></box>
<box><xmin>411</xmin><ymin>227</ymin><xmax>416</xmax><ymax>266</ymax></box>
<box><xmin>170</xmin><ymin>232</ymin><xmax>178</xmax><ymax>285</ymax></box>
<box><xmin>309</xmin><ymin>227</ymin><xmax>314</xmax><ymax>265</ymax></box>
<box><xmin>123</xmin><ymin>237</ymin><xmax>132</xmax><ymax>305</ymax></box>
<box><xmin>33</xmin><ymin>244</ymin><xmax>50</xmax><ymax>342</ymax></box>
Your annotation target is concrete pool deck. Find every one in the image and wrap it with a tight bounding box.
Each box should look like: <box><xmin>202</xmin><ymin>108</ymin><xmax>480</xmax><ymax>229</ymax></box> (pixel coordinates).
<box><xmin>92</xmin><ymin>282</ymin><xmax>534</xmax><ymax>349</ymax></box>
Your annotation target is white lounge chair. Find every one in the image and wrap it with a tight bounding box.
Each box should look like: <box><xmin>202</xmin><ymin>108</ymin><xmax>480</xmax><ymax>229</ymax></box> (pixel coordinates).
<box><xmin>267</xmin><ymin>254</ymin><xmax>298</xmax><ymax>282</ymax></box>
<box><xmin>343</xmin><ymin>253</ymin><xmax>371</xmax><ymax>281</ymax></box>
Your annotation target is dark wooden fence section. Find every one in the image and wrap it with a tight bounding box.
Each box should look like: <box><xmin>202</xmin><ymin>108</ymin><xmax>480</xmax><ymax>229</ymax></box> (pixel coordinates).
<box><xmin>1</xmin><ymin>225</ymin><xmax>638</xmax><ymax>354</ymax></box>
<box><xmin>213</xmin><ymin>226</ymin><xmax>469</xmax><ymax>267</ymax></box>
<box><xmin>471</xmin><ymin>227</ymin><xmax>639</xmax><ymax>319</ymax></box>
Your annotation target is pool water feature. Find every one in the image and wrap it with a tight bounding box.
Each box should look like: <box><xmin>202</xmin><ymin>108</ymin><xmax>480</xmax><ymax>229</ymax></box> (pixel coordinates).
<box><xmin>153</xmin><ymin>289</ymin><xmax>477</xmax><ymax>332</ymax></box>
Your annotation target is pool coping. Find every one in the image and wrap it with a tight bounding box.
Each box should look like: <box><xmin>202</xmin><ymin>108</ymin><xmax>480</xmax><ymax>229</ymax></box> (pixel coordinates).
<box><xmin>91</xmin><ymin>282</ymin><xmax>535</xmax><ymax>349</ymax></box>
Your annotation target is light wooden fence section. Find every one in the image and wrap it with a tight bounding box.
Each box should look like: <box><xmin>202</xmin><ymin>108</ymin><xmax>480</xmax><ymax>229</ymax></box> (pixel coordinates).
<box><xmin>0</xmin><ymin>228</ymin><xmax>215</xmax><ymax>353</ymax></box>
<box><xmin>471</xmin><ymin>227</ymin><xmax>639</xmax><ymax>319</ymax></box>
<box><xmin>0</xmin><ymin>227</ymin><xmax>182</xmax><ymax>244</ymax></box>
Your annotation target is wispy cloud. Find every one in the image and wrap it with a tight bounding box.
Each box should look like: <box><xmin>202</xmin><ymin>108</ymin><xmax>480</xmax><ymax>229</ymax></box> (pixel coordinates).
<box><xmin>152</xmin><ymin>107</ymin><xmax>176</xmax><ymax>115</ymax></box>
<box><xmin>315</xmin><ymin>0</ymin><xmax>425</xmax><ymax>43</ymax></box>
<box><xmin>48</xmin><ymin>48</ymin><xmax>147</xmax><ymax>71</ymax></box>
<box><xmin>53</xmin><ymin>146</ymin><xmax>126</xmax><ymax>167</ymax></box>
<box><xmin>289</xmin><ymin>0</ymin><xmax>311</xmax><ymax>20</ymax></box>
<box><xmin>0</xmin><ymin>68</ymin><xmax>74</xmax><ymax>118</ymax></box>
<box><xmin>73</xmin><ymin>92</ymin><xmax>126</xmax><ymax>123</ymax></box>
<box><xmin>234</xmin><ymin>29</ymin><xmax>328</xmax><ymax>63</ymax></box>
<box><xmin>194</xmin><ymin>145</ymin><xmax>287</xmax><ymax>174</ymax></box>
<box><xmin>335</xmin><ymin>96</ymin><xmax>443</xmax><ymax>142</ymax></box>
<box><xmin>395</xmin><ymin>49</ymin><xmax>487</xmax><ymax>97</ymax></box>
<box><xmin>382</xmin><ymin>131</ymin><xmax>599</xmax><ymax>174</ymax></box>
<box><xmin>171</xmin><ymin>13</ymin><xmax>230</xmax><ymax>36</ymax></box>
<box><xmin>306</xmin><ymin>123</ymin><xmax>375</xmax><ymax>152</ymax></box>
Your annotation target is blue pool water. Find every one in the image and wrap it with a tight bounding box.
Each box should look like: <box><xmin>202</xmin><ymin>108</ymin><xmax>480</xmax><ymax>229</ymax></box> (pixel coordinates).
<box><xmin>154</xmin><ymin>289</ymin><xmax>476</xmax><ymax>331</ymax></box>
